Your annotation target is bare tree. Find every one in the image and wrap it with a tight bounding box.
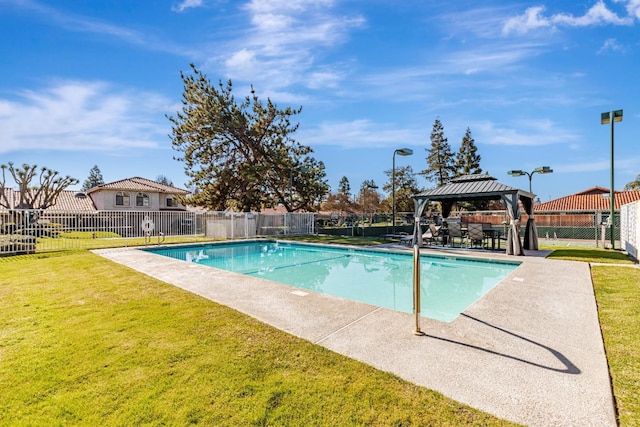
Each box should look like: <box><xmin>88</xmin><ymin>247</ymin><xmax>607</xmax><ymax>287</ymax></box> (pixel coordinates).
<box><xmin>1</xmin><ymin>163</ymin><xmax>78</xmax><ymax>211</ymax></box>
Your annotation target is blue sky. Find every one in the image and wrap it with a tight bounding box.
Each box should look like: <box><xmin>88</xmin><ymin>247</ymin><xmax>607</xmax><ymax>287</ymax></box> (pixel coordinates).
<box><xmin>1</xmin><ymin>0</ymin><xmax>639</xmax><ymax>202</ymax></box>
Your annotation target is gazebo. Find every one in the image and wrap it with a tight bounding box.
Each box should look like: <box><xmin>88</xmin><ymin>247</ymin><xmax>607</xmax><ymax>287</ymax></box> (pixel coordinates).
<box><xmin>411</xmin><ymin>174</ymin><xmax>539</xmax><ymax>256</ymax></box>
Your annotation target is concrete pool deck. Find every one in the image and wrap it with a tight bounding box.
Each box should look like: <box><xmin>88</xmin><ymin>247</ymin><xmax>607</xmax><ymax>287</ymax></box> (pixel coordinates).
<box><xmin>94</xmin><ymin>243</ymin><xmax>617</xmax><ymax>426</ymax></box>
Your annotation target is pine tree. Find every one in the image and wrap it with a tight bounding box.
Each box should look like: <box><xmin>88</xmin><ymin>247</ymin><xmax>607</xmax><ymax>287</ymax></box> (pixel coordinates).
<box><xmin>338</xmin><ymin>176</ymin><xmax>350</xmax><ymax>197</ymax></box>
<box><xmin>421</xmin><ymin>118</ymin><xmax>456</xmax><ymax>187</ymax></box>
<box><xmin>168</xmin><ymin>64</ymin><xmax>328</xmax><ymax>212</ymax></box>
<box><xmin>82</xmin><ymin>165</ymin><xmax>104</xmax><ymax>191</ymax></box>
<box><xmin>455</xmin><ymin>127</ymin><xmax>482</xmax><ymax>176</ymax></box>
<box><xmin>156</xmin><ymin>175</ymin><xmax>174</xmax><ymax>187</ymax></box>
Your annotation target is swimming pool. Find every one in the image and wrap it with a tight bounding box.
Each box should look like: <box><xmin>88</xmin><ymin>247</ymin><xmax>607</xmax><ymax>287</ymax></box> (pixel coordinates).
<box><xmin>145</xmin><ymin>241</ymin><xmax>520</xmax><ymax>322</ymax></box>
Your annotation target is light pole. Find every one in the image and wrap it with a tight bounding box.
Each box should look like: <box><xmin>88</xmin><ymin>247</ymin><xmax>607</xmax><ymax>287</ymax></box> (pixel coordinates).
<box><xmin>507</xmin><ymin>166</ymin><xmax>553</xmax><ymax>193</ymax></box>
<box><xmin>601</xmin><ymin>109</ymin><xmax>623</xmax><ymax>249</ymax></box>
<box><xmin>392</xmin><ymin>148</ymin><xmax>413</xmax><ymax>236</ymax></box>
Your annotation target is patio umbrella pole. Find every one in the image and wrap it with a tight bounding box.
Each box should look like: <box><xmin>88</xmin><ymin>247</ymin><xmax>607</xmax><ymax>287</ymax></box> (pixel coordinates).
<box><xmin>413</xmin><ymin>244</ymin><xmax>424</xmax><ymax>336</ymax></box>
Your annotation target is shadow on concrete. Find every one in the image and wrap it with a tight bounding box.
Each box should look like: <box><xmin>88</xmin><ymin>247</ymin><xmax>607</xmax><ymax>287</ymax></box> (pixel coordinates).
<box><xmin>422</xmin><ymin>313</ymin><xmax>581</xmax><ymax>374</ymax></box>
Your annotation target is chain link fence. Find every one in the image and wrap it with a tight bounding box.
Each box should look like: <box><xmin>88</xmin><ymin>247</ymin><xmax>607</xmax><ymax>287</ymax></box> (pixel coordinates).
<box><xmin>316</xmin><ymin>209</ymin><xmax>621</xmax><ymax>248</ymax></box>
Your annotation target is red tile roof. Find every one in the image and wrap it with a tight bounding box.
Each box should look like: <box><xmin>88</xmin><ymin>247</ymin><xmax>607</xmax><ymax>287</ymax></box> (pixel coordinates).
<box><xmin>535</xmin><ymin>187</ymin><xmax>640</xmax><ymax>211</ymax></box>
<box><xmin>1</xmin><ymin>189</ymin><xmax>97</xmax><ymax>212</ymax></box>
<box><xmin>86</xmin><ymin>177</ymin><xmax>189</xmax><ymax>195</ymax></box>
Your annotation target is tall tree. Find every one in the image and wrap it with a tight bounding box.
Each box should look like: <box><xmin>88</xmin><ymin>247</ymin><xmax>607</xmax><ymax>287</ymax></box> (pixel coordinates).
<box><xmin>168</xmin><ymin>64</ymin><xmax>329</xmax><ymax>212</ymax></box>
<box><xmin>455</xmin><ymin>127</ymin><xmax>482</xmax><ymax>176</ymax></box>
<box><xmin>338</xmin><ymin>176</ymin><xmax>350</xmax><ymax>196</ymax></box>
<box><xmin>81</xmin><ymin>165</ymin><xmax>104</xmax><ymax>191</ymax></box>
<box><xmin>624</xmin><ymin>174</ymin><xmax>640</xmax><ymax>190</ymax></box>
<box><xmin>155</xmin><ymin>175</ymin><xmax>174</xmax><ymax>187</ymax></box>
<box><xmin>421</xmin><ymin>118</ymin><xmax>456</xmax><ymax>187</ymax></box>
<box><xmin>382</xmin><ymin>165</ymin><xmax>420</xmax><ymax>213</ymax></box>
<box><xmin>0</xmin><ymin>162</ymin><xmax>78</xmax><ymax>212</ymax></box>
<box><xmin>357</xmin><ymin>180</ymin><xmax>380</xmax><ymax>213</ymax></box>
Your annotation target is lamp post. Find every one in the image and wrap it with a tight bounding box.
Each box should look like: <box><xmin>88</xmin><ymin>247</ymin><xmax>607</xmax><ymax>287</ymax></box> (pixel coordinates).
<box><xmin>601</xmin><ymin>109</ymin><xmax>623</xmax><ymax>249</ymax></box>
<box><xmin>392</xmin><ymin>148</ymin><xmax>413</xmax><ymax>236</ymax></box>
<box><xmin>507</xmin><ymin>166</ymin><xmax>553</xmax><ymax>193</ymax></box>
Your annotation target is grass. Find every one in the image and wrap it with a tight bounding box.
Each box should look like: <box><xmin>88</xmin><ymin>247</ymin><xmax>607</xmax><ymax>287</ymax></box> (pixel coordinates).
<box><xmin>0</xmin><ymin>250</ymin><xmax>515</xmax><ymax>426</ymax></box>
<box><xmin>542</xmin><ymin>246</ymin><xmax>634</xmax><ymax>264</ymax></box>
<box><xmin>591</xmin><ymin>266</ymin><xmax>640</xmax><ymax>426</ymax></box>
<box><xmin>33</xmin><ymin>234</ymin><xmax>214</xmax><ymax>252</ymax></box>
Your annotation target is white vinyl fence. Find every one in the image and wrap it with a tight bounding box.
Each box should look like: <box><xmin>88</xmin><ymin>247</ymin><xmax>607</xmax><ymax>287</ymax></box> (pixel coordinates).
<box><xmin>620</xmin><ymin>201</ymin><xmax>639</xmax><ymax>262</ymax></box>
<box><xmin>0</xmin><ymin>209</ymin><xmax>315</xmax><ymax>256</ymax></box>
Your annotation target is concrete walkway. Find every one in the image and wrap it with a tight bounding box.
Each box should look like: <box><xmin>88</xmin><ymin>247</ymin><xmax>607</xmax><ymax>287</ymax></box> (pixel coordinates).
<box><xmin>94</xmin><ymin>243</ymin><xmax>616</xmax><ymax>426</ymax></box>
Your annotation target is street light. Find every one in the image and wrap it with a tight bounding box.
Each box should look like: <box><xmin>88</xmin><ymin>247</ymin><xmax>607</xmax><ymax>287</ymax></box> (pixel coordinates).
<box><xmin>507</xmin><ymin>166</ymin><xmax>553</xmax><ymax>193</ymax></box>
<box><xmin>601</xmin><ymin>109</ymin><xmax>623</xmax><ymax>249</ymax></box>
<box><xmin>392</xmin><ymin>148</ymin><xmax>413</xmax><ymax>236</ymax></box>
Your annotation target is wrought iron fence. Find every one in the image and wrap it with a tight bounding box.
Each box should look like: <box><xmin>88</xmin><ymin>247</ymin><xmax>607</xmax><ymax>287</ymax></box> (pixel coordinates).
<box><xmin>0</xmin><ymin>209</ymin><xmax>315</xmax><ymax>256</ymax></box>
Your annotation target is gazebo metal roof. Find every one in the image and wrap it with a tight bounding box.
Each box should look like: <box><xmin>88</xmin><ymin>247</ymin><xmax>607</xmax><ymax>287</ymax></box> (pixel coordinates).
<box><xmin>413</xmin><ymin>174</ymin><xmax>535</xmax><ymax>202</ymax></box>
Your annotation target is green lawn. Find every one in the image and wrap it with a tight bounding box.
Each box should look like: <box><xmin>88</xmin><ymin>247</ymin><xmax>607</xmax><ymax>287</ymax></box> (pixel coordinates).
<box><xmin>2</xmin><ymin>240</ymin><xmax>638</xmax><ymax>425</ymax></box>
<box><xmin>591</xmin><ymin>266</ymin><xmax>640</xmax><ymax>426</ymax></box>
<box><xmin>0</xmin><ymin>250</ymin><xmax>515</xmax><ymax>426</ymax></box>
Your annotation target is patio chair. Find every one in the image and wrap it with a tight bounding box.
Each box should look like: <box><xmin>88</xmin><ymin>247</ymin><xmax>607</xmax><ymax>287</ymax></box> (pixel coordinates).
<box><xmin>466</xmin><ymin>223</ymin><xmax>486</xmax><ymax>249</ymax></box>
<box><xmin>425</xmin><ymin>223</ymin><xmax>442</xmax><ymax>246</ymax></box>
<box><xmin>447</xmin><ymin>222</ymin><xmax>465</xmax><ymax>247</ymax></box>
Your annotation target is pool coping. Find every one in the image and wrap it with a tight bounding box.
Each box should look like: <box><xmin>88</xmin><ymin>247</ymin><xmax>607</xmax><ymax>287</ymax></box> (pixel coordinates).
<box><xmin>93</xmin><ymin>241</ymin><xmax>616</xmax><ymax>427</ymax></box>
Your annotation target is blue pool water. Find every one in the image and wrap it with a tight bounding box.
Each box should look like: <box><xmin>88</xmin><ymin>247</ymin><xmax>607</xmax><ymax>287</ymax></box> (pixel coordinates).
<box><xmin>145</xmin><ymin>241</ymin><xmax>520</xmax><ymax>322</ymax></box>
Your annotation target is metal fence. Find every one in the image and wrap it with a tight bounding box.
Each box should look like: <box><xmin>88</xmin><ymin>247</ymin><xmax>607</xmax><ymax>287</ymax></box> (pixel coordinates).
<box><xmin>458</xmin><ymin>210</ymin><xmax>619</xmax><ymax>247</ymax></box>
<box><xmin>0</xmin><ymin>209</ymin><xmax>315</xmax><ymax>256</ymax></box>
<box><xmin>315</xmin><ymin>210</ymin><xmax>622</xmax><ymax>247</ymax></box>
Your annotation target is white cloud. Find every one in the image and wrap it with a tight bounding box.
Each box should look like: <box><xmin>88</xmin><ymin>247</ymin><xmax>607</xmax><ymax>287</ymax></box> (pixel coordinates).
<box><xmin>622</xmin><ymin>0</ymin><xmax>640</xmax><ymax>18</ymax></box>
<box><xmin>474</xmin><ymin>119</ymin><xmax>580</xmax><ymax>146</ymax></box>
<box><xmin>503</xmin><ymin>1</ymin><xmax>635</xmax><ymax>35</ymax></box>
<box><xmin>172</xmin><ymin>0</ymin><xmax>204</xmax><ymax>13</ymax></box>
<box><xmin>299</xmin><ymin>120</ymin><xmax>423</xmax><ymax>149</ymax></box>
<box><xmin>598</xmin><ymin>37</ymin><xmax>625</xmax><ymax>52</ymax></box>
<box><xmin>216</xmin><ymin>0</ymin><xmax>365</xmax><ymax>93</ymax></box>
<box><xmin>502</xmin><ymin>6</ymin><xmax>551</xmax><ymax>35</ymax></box>
<box><xmin>0</xmin><ymin>81</ymin><xmax>170</xmax><ymax>154</ymax></box>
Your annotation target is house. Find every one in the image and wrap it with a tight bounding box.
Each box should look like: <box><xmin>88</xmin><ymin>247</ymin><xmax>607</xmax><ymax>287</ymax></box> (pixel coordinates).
<box><xmin>85</xmin><ymin>177</ymin><xmax>189</xmax><ymax>211</ymax></box>
<box><xmin>535</xmin><ymin>186</ymin><xmax>640</xmax><ymax>212</ymax></box>
<box><xmin>1</xmin><ymin>177</ymin><xmax>190</xmax><ymax>213</ymax></box>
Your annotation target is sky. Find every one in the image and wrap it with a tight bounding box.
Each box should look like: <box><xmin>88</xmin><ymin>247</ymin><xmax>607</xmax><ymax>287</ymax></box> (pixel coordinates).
<box><xmin>1</xmin><ymin>0</ymin><xmax>639</xmax><ymax>203</ymax></box>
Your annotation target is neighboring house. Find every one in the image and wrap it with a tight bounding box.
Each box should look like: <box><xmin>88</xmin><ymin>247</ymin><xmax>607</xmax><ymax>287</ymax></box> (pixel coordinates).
<box><xmin>1</xmin><ymin>177</ymin><xmax>190</xmax><ymax>213</ymax></box>
<box><xmin>86</xmin><ymin>177</ymin><xmax>189</xmax><ymax>211</ymax></box>
<box><xmin>535</xmin><ymin>186</ymin><xmax>640</xmax><ymax>212</ymax></box>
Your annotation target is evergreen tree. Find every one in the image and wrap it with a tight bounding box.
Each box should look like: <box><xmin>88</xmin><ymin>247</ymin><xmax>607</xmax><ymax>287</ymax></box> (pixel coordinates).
<box><xmin>338</xmin><ymin>176</ymin><xmax>350</xmax><ymax>196</ymax></box>
<box><xmin>421</xmin><ymin>118</ymin><xmax>456</xmax><ymax>187</ymax></box>
<box><xmin>455</xmin><ymin>127</ymin><xmax>482</xmax><ymax>176</ymax></box>
<box><xmin>168</xmin><ymin>64</ymin><xmax>329</xmax><ymax>212</ymax></box>
<box><xmin>321</xmin><ymin>176</ymin><xmax>353</xmax><ymax>213</ymax></box>
<box><xmin>82</xmin><ymin>165</ymin><xmax>104</xmax><ymax>191</ymax></box>
<box><xmin>624</xmin><ymin>173</ymin><xmax>640</xmax><ymax>190</ymax></box>
<box><xmin>156</xmin><ymin>175</ymin><xmax>174</xmax><ymax>187</ymax></box>
<box><xmin>382</xmin><ymin>165</ymin><xmax>420</xmax><ymax>213</ymax></box>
